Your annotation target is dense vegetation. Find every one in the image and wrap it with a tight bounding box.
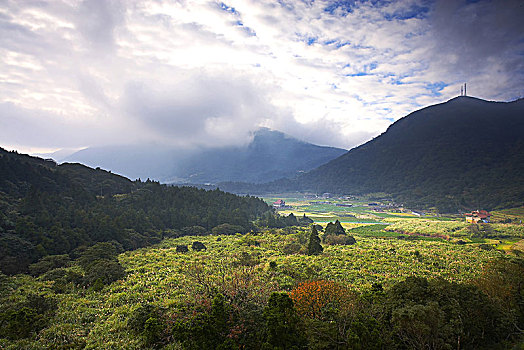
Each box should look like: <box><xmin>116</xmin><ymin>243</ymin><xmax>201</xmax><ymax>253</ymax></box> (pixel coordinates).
<box><xmin>0</xmin><ymin>148</ymin><xmax>280</xmax><ymax>275</ymax></box>
<box><xmin>1</xmin><ymin>229</ymin><xmax>522</xmax><ymax>349</ymax></box>
<box><xmin>2</xmin><ymin>140</ymin><xmax>524</xmax><ymax>348</ymax></box>
<box><xmin>222</xmin><ymin>97</ymin><xmax>524</xmax><ymax>212</ymax></box>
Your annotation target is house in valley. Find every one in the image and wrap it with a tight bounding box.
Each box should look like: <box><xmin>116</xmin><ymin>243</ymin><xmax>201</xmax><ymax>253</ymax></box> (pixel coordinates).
<box><xmin>465</xmin><ymin>210</ymin><xmax>491</xmax><ymax>223</ymax></box>
<box><xmin>273</xmin><ymin>199</ymin><xmax>286</xmax><ymax>208</ymax></box>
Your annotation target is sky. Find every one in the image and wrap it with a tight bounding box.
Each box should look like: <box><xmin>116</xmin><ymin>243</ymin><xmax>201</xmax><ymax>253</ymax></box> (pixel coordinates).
<box><xmin>0</xmin><ymin>0</ymin><xmax>523</xmax><ymax>155</ymax></box>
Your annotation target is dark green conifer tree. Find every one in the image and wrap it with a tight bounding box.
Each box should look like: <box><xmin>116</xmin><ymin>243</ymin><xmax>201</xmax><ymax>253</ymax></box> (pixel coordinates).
<box><xmin>307</xmin><ymin>225</ymin><xmax>323</xmax><ymax>255</ymax></box>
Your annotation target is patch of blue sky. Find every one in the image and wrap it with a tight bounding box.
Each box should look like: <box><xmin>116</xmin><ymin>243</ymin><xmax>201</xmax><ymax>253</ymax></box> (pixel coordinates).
<box><xmin>344</xmin><ymin>62</ymin><xmax>378</xmax><ymax>77</ymax></box>
<box><xmin>324</xmin><ymin>0</ymin><xmax>392</xmax><ymax>15</ymax></box>
<box><xmin>296</xmin><ymin>33</ymin><xmax>318</xmax><ymax>45</ymax></box>
<box><xmin>345</xmin><ymin>72</ymin><xmax>369</xmax><ymax>77</ymax></box>
<box><xmin>236</xmin><ymin>21</ymin><xmax>256</xmax><ymax>36</ymax></box>
<box><xmin>277</xmin><ymin>0</ymin><xmax>295</xmax><ymax>11</ymax></box>
<box><xmin>219</xmin><ymin>2</ymin><xmax>238</xmax><ymax>15</ymax></box>
<box><xmin>324</xmin><ymin>39</ymin><xmax>351</xmax><ymax>48</ymax></box>
<box><xmin>391</xmin><ymin>79</ymin><xmax>406</xmax><ymax>85</ymax></box>
<box><xmin>384</xmin><ymin>3</ymin><xmax>429</xmax><ymax>21</ymax></box>
<box><xmin>426</xmin><ymin>81</ymin><xmax>447</xmax><ymax>96</ymax></box>
<box><xmin>324</xmin><ymin>1</ymin><xmax>355</xmax><ymax>15</ymax></box>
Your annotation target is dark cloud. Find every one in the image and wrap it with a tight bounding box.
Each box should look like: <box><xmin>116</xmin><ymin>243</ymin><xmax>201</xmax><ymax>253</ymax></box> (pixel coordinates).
<box><xmin>120</xmin><ymin>73</ymin><xmax>276</xmax><ymax>147</ymax></box>
<box><xmin>429</xmin><ymin>0</ymin><xmax>524</xmax><ymax>98</ymax></box>
<box><xmin>76</xmin><ymin>0</ymin><xmax>124</xmax><ymax>51</ymax></box>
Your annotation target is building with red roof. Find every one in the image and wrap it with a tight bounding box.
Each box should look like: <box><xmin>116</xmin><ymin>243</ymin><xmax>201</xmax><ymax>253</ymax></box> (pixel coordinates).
<box><xmin>465</xmin><ymin>210</ymin><xmax>491</xmax><ymax>223</ymax></box>
<box><xmin>273</xmin><ymin>199</ymin><xmax>286</xmax><ymax>208</ymax></box>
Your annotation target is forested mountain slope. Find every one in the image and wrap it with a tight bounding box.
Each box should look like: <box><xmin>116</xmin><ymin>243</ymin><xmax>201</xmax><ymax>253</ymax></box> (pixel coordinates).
<box><xmin>223</xmin><ymin>97</ymin><xmax>524</xmax><ymax>212</ymax></box>
<box><xmin>0</xmin><ymin>148</ymin><xmax>273</xmax><ymax>274</ymax></box>
<box><xmin>297</xmin><ymin>97</ymin><xmax>524</xmax><ymax>211</ymax></box>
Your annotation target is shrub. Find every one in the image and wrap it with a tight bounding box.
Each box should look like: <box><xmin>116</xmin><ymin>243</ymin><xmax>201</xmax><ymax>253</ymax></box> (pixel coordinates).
<box><xmin>29</xmin><ymin>254</ymin><xmax>71</xmax><ymax>276</ymax></box>
<box><xmin>0</xmin><ymin>294</ymin><xmax>57</xmax><ymax>340</ymax></box>
<box><xmin>181</xmin><ymin>226</ymin><xmax>208</xmax><ymax>236</ymax></box>
<box><xmin>83</xmin><ymin>259</ymin><xmax>126</xmax><ymax>288</ymax></box>
<box><xmin>129</xmin><ymin>304</ymin><xmax>165</xmax><ymax>347</ymax></box>
<box><xmin>324</xmin><ymin>234</ymin><xmax>356</xmax><ymax>246</ymax></box>
<box><xmin>192</xmin><ymin>241</ymin><xmax>207</xmax><ymax>251</ymax></box>
<box><xmin>77</xmin><ymin>242</ymin><xmax>120</xmax><ymax>269</ymax></box>
<box><xmin>212</xmin><ymin>223</ymin><xmax>246</xmax><ymax>235</ymax></box>
<box><xmin>176</xmin><ymin>245</ymin><xmax>189</xmax><ymax>253</ymax></box>
<box><xmin>282</xmin><ymin>240</ymin><xmax>303</xmax><ymax>255</ymax></box>
<box><xmin>263</xmin><ymin>292</ymin><xmax>305</xmax><ymax>349</ymax></box>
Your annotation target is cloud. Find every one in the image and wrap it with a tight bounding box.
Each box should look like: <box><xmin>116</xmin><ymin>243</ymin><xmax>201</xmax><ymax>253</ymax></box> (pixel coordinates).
<box><xmin>0</xmin><ymin>0</ymin><xmax>522</xmax><ymax>155</ymax></box>
<box><xmin>120</xmin><ymin>72</ymin><xmax>278</xmax><ymax>147</ymax></box>
<box><xmin>76</xmin><ymin>0</ymin><xmax>124</xmax><ymax>52</ymax></box>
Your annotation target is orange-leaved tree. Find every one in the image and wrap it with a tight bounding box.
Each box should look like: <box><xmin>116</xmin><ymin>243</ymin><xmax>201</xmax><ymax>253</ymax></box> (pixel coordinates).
<box><xmin>290</xmin><ymin>280</ymin><xmax>355</xmax><ymax>320</ymax></box>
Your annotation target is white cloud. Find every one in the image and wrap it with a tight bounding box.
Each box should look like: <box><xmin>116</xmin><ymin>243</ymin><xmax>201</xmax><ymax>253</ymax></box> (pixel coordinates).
<box><xmin>0</xmin><ymin>0</ymin><xmax>522</xmax><ymax>154</ymax></box>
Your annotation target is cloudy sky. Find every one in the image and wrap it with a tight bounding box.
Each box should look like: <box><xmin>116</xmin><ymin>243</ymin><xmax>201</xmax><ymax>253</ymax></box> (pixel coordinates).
<box><xmin>1</xmin><ymin>0</ymin><xmax>523</xmax><ymax>154</ymax></box>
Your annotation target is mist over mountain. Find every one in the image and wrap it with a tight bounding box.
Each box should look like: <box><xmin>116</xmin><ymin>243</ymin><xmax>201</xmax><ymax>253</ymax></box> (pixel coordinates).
<box><xmin>61</xmin><ymin>128</ymin><xmax>346</xmax><ymax>184</ymax></box>
<box><xmin>223</xmin><ymin>97</ymin><xmax>524</xmax><ymax>212</ymax></box>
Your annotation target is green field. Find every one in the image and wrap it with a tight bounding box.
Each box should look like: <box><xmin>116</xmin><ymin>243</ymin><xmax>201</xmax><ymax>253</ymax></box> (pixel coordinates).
<box><xmin>0</xmin><ymin>232</ymin><xmax>507</xmax><ymax>348</ymax></box>
<box><xmin>266</xmin><ymin>195</ymin><xmax>524</xmax><ymax>250</ymax></box>
<box><xmin>2</xmin><ymin>195</ymin><xmax>524</xmax><ymax>349</ymax></box>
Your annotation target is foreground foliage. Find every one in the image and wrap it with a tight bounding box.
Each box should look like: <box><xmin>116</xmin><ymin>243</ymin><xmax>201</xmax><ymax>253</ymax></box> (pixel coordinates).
<box><xmin>1</xmin><ymin>230</ymin><xmax>522</xmax><ymax>349</ymax></box>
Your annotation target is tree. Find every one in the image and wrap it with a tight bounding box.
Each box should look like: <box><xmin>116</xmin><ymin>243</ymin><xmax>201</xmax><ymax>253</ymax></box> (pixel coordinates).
<box><xmin>307</xmin><ymin>225</ymin><xmax>323</xmax><ymax>256</ymax></box>
<box><xmin>298</xmin><ymin>214</ymin><xmax>314</xmax><ymax>226</ymax></box>
<box><xmin>263</xmin><ymin>292</ymin><xmax>305</xmax><ymax>349</ymax></box>
<box><xmin>325</xmin><ymin>220</ymin><xmax>345</xmax><ymax>236</ymax></box>
<box><xmin>83</xmin><ymin>259</ymin><xmax>126</xmax><ymax>289</ymax></box>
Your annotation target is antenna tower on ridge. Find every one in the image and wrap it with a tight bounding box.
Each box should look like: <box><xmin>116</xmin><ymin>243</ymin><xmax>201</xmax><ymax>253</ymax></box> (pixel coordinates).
<box><xmin>464</xmin><ymin>82</ymin><xmax>467</xmax><ymax>96</ymax></box>
<box><xmin>460</xmin><ymin>86</ymin><xmax>463</xmax><ymax>96</ymax></box>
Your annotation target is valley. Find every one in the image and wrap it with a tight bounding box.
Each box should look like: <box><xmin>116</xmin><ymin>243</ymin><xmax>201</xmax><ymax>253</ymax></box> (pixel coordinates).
<box><xmin>1</xmin><ymin>184</ymin><xmax>523</xmax><ymax>348</ymax></box>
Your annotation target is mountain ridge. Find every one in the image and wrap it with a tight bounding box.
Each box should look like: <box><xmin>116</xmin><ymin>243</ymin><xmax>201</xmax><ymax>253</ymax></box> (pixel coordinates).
<box><xmin>60</xmin><ymin>128</ymin><xmax>347</xmax><ymax>184</ymax></box>
<box><xmin>222</xmin><ymin>96</ymin><xmax>524</xmax><ymax>212</ymax></box>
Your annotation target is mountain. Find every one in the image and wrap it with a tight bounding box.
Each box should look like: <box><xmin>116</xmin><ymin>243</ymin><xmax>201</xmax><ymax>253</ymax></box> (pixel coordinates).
<box><xmin>224</xmin><ymin>97</ymin><xmax>524</xmax><ymax>212</ymax></box>
<box><xmin>297</xmin><ymin>96</ymin><xmax>524</xmax><ymax>211</ymax></box>
<box><xmin>61</xmin><ymin>128</ymin><xmax>347</xmax><ymax>184</ymax></box>
<box><xmin>0</xmin><ymin>147</ymin><xmax>272</xmax><ymax>274</ymax></box>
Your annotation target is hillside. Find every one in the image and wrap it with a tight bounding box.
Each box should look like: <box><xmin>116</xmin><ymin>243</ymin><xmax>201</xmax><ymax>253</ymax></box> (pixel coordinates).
<box><xmin>230</xmin><ymin>97</ymin><xmax>523</xmax><ymax>212</ymax></box>
<box><xmin>0</xmin><ymin>148</ymin><xmax>274</xmax><ymax>275</ymax></box>
<box><xmin>306</xmin><ymin>97</ymin><xmax>524</xmax><ymax>211</ymax></box>
<box><xmin>62</xmin><ymin>128</ymin><xmax>347</xmax><ymax>184</ymax></box>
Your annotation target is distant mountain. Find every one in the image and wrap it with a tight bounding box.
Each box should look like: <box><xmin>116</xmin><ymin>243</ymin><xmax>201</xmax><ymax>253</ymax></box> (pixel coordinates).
<box><xmin>62</xmin><ymin>128</ymin><xmax>347</xmax><ymax>184</ymax></box>
<box><xmin>223</xmin><ymin>97</ymin><xmax>524</xmax><ymax>212</ymax></box>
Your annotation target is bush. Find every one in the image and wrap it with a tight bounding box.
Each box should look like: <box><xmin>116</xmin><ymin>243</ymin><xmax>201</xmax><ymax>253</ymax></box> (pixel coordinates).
<box><xmin>83</xmin><ymin>259</ymin><xmax>126</xmax><ymax>288</ymax></box>
<box><xmin>181</xmin><ymin>226</ymin><xmax>208</xmax><ymax>236</ymax></box>
<box><xmin>263</xmin><ymin>292</ymin><xmax>305</xmax><ymax>349</ymax></box>
<box><xmin>0</xmin><ymin>294</ymin><xmax>57</xmax><ymax>340</ymax></box>
<box><xmin>290</xmin><ymin>280</ymin><xmax>353</xmax><ymax>320</ymax></box>
<box><xmin>29</xmin><ymin>254</ymin><xmax>71</xmax><ymax>276</ymax></box>
<box><xmin>192</xmin><ymin>241</ymin><xmax>206</xmax><ymax>251</ymax></box>
<box><xmin>77</xmin><ymin>242</ymin><xmax>120</xmax><ymax>269</ymax></box>
<box><xmin>385</xmin><ymin>277</ymin><xmax>510</xmax><ymax>349</ymax></box>
<box><xmin>176</xmin><ymin>245</ymin><xmax>189</xmax><ymax>253</ymax></box>
<box><xmin>324</xmin><ymin>235</ymin><xmax>356</xmax><ymax>246</ymax></box>
<box><xmin>324</xmin><ymin>220</ymin><xmax>345</xmax><ymax>236</ymax></box>
<box><xmin>129</xmin><ymin>304</ymin><xmax>165</xmax><ymax>347</ymax></box>
<box><xmin>212</xmin><ymin>223</ymin><xmax>246</xmax><ymax>235</ymax></box>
